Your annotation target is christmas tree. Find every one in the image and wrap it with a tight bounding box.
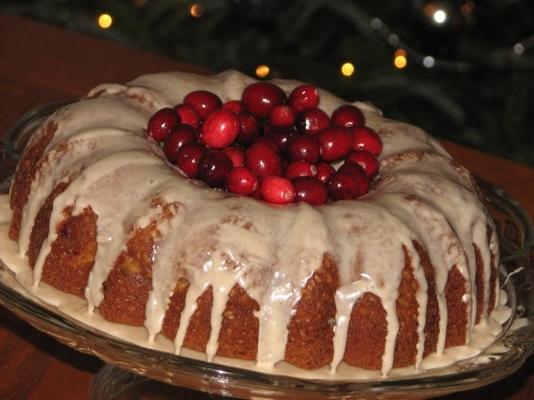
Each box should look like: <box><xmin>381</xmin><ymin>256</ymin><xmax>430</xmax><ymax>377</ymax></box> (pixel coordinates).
<box><xmin>2</xmin><ymin>0</ymin><xmax>533</xmax><ymax>165</ymax></box>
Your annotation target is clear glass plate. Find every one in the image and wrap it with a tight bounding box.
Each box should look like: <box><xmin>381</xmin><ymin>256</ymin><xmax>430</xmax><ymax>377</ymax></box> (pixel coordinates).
<box><xmin>0</xmin><ymin>104</ymin><xmax>533</xmax><ymax>400</ymax></box>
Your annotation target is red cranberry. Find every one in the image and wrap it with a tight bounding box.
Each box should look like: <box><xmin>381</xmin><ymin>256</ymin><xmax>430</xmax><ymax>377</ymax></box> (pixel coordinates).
<box><xmin>296</xmin><ymin>108</ymin><xmax>330</xmax><ymax>135</ymax></box>
<box><xmin>338</xmin><ymin>161</ymin><xmax>367</xmax><ymax>177</ymax></box>
<box><xmin>318</xmin><ymin>127</ymin><xmax>353</xmax><ymax>162</ymax></box>
<box><xmin>315</xmin><ymin>162</ymin><xmax>336</xmax><ymax>183</ymax></box>
<box><xmin>326</xmin><ymin>171</ymin><xmax>369</xmax><ymax>200</ymax></box>
<box><xmin>286</xmin><ymin>135</ymin><xmax>320</xmax><ymax>163</ymax></box>
<box><xmin>226</xmin><ymin>167</ymin><xmax>258</xmax><ymax>195</ymax></box>
<box><xmin>269</xmin><ymin>105</ymin><xmax>296</xmax><ymax>127</ymax></box>
<box><xmin>245</xmin><ymin>142</ymin><xmax>282</xmax><ymax>177</ymax></box>
<box><xmin>346</xmin><ymin>150</ymin><xmax>380</xmax><ymax>178</ymax></box>
<box><xmin>176</xmin><ymin>142</ymin><xmax>207</xmax><ymax>178</ymax></box>
<box><xmin>289</xmin><ymin>84</ymin><xmax>320</xmax><ymax>112</ymax></box>
<box><xmin>292</xmin><ymin>177</ymin><xmax>328</xmax><ymax>205</ymax></box>
<box><xmin>331</xmin><ymin>105</ymin><xmax>365</xmax><ymax>128</ymax></box>
<box><xmin>200</xmin><ymin>109</ymin><xmax>240</xmax><ymax>149</ymax></box>
<box><xmin>147</xmin><ymin>108</ymin><xmax>180</xmax><ymax>142</ymax></box>
<box><xmin>242</xmin><ymin>82</ymin><xmax>287</xmax><ymax>118</ymax></box>
<box><xmin>163</xmin><ymin>124</ymin><xmax>197</xmax><ymax>162</ymax></box>
<box><xmin>268</xmin><ymin>127</ymin><xmax>295</xmax><ymax>152</ymax></box>
<box><xmin>183</xmin><ymin>90</ymin><xmax>222</xmax><ymax>120</ymax></box>
<box><xmin>260</xmin><ymin>176</ymin><xmax>295</xmax><ymax>204</ymax></box>
<box><xmin>198</xmin><ymin>151</ymin><xmax>233</xmax><ymax>187</ymax></box>
<box><xmin>223</xmin><ymin>100</ymin><xmax>245</xmax><ymax>114</ymax></box>
<box><xmin>351</xmin><ymin>126</ymin><xmax>383</xmax><ymax>156</ymax></box>
<box><xmin>223</xmin><ymin>146</ymin><xmax>246</xmax><ymax>168</ymax></box>
<box><xmin>237</xmin><ymin>112</ymin><xmax>261</xmax><ymax>145</ymax></box>
<box><xmin>253</xmin><ymin>136</ymin><xmax>280</xmax><ymax>154</ymax></box>
<box><xmin>174</xmin><ymin>104</ymin><xmax>200</xmax><ymax>130</ymax></box>
<box><xmin>284</xmin><ymin>161</ymin><xmax>317</xmax><ymax>179</ymax></box>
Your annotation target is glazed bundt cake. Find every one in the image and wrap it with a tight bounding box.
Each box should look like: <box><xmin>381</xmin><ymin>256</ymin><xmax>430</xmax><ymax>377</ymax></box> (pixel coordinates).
<box><xmin>6</xmin><ymin>70</ymin><xmax>502</xmax><ymax>376</ymax></box>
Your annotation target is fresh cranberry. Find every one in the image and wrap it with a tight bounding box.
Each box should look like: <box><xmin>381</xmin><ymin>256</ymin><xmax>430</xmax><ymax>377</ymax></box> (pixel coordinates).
<box><xmin>174</xmin><ymin>103</ymin><xmax>200</xmax><ymax>130</ymax></box>
<box><xmin>346</xmin><ymin>150</ymin><xmax>380</xmax><ymax>177</ymax></box>
<box><xmin>237</xmin><ymin>112</ymin><xmax>261</xmax><ymax>145</ymax></box>
<box><xmin>198</xmin><ymin>151</ymin><xmax>233</xmax><ymax>187</ymax></box>
<box><xmin>289</xmin><ymin>84</ymin><xmax>320</xmax><ymax>112</ymax></box>
<box><xmin>315</xmin><ymin>162</ymin><xmax>336</xmax><ymax>183</ymax></box>
<box><xmin>338</xmin><ymin>161</ymin><xmax>366</xmax><ymax>177</ymax></box>
<box><xmin>242</xmin><ymin>82</ymin><xmax>287</xmax><ymax>118</ymax></box>
<box><xmin>284</xmin><ymin>161</ymin><xmax>317</xmax><ymax>179</ymax></box>
<box><xmin>269</xmin><ymin>105</ymin><xmax>296</xmax><ymax>127</ymax></box>
<box><xmin>147</xmin><ymin>108</ymin><xmax>180</xmax><ymax>142</ymax></box>
<box><xmin>200</xmin><ymin>109</ymin><xmax>240</xmax><ymax>149</ymax></box>
<box><xmin>292</xmin><ymin>177</ymin><xmax>328</xmax><ymax>205</ymax></box>
<box><xmin>351</xmin><ymin>126</ymin><xmax>383</xmax><ymax>156</ymax></box>
<box><xmin>223</xmin><ymin>100</ymin><xmax>245</xmax><ymax>114</ymax></box>
<box><xmin>331</xmin><ymin>105</ymin><xmax>365</xmax><ymax>128</ymax></box>
<box><xmin>226</xmin><ymin>167</ymin><xmax>258</xmax><ymax>195</ymax></box>
<box><xmin>318</xmin><ymin>126</ymin><xmax>353</xmax><ymax>162</ymax></box>
<box><xmin>268</xmin><ymin>127</ymin><xmax>295</xmax><ymax>152</ymax></box>
<box><xmin>183</xmin><ymin>90</ymin><xmax>222</xmax><ymax>120</ymax></box>
<box><xmin>176</xmin><ymin>142</ymin><xmax>207</xmax><ymax>178</ymax></box>
<box><xmin>245</xmin><ymin>142</ymin><xmax>282</xmax><ymax>177</ymax></box>
<box><xmin>295</xmin><ymin>108</ymin><xmax>330</xmax><ymax>135</ymax></box>
<box><xmin>260</xmin><ymin>176</ymin><xmax>295</xmax><ymax>204</ymax></box>
<box><xmin>286</xmin><ymin>135</ymin><xmax>320</xmax><ymax>163</ymax></box>
<box><xmin>163</xmin><ymin>124</ymin><xmax>197</xmax><ymax>162</ymax></box>
<box><xmin>253</xmin><ymin>136</ymin><xmax>280</xmax><ymax>154</ymax></box>
<box><xmin>326</xmin><ymin>171</ymin><xmax>369</xmax><ymax>200</ymax></box>
<box><xmin>223</xmin><ymin>146</ymin><xmax>246</xmax><ymax>168</ymax></box>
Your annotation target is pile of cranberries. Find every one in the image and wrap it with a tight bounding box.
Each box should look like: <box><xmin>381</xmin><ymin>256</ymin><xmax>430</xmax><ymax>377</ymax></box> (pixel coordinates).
<box><xmin>145</xmin><ymin>82</ymin><xmax>382</xmax><ymax>205</ymax></box>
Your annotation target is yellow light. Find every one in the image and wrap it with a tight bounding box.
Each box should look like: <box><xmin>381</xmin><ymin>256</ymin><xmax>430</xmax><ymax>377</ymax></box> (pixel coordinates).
<box><xmin>393</xmin><ymin>49</ymin><xmax>408</xmax><ymax>69</ymax></box>
<box><xmin>255</xmin><ymin>64</ymin><xmax>270</xmax><ymax>78</ymax></box>
<box><xmin>340</xmin><ymin>62</ymin><xmax>355</xmax><ymax>77</ymax></box>
<box><xmin>190</xmin><ymin>4</ymin><xmax>204</xmax><ymax>18</ymax></box>
<box><xmin>98</xmin><ymin>13</ymin><xmax>113</xmax><ymax>29</ymax></box>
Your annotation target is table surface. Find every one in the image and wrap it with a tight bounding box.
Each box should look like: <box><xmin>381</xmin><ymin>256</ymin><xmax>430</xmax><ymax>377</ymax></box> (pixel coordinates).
<box><xmin>0</xmin><ymin>13</ymin><xmax>532</xmax><ymax>400</ymax></box>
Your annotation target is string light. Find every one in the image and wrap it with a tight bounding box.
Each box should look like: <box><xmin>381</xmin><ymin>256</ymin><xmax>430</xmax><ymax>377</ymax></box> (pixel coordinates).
<box><xmin>97</xmin><ymin>13</ymin><xmax>113</xmax><ymax>29</ymax></box>
<box><xmin>432</xmin><ymin>9</ymin><xmax>447</xmax><ymax>24</ymax></box>
<box><xmin>423</xmin><ymin>56</ymin><xmax>435</xmax><ymax>68</ymax></box>
<box><xmin>255</xmin><ymin>64</ymin><xmax>270</xmax><ymax>78</ymax></box>
<box><xmin>393</xmin><ymin>49</ymin><xmax>407</xmax><ymax>69</ymax></box>
<box><xmin>190</xmin><ymin>4</ymin><xmax>204</xmax><ymax>18</ymax></box>
<box><xmin>460</xmin><ymin>1</ymin><xmax>475</xmax><ymax>16</ymax></box>
<box><xmin>340</xmin><ymin>62</ymin><xmax>355</xmax><ymax>77</ymax></box>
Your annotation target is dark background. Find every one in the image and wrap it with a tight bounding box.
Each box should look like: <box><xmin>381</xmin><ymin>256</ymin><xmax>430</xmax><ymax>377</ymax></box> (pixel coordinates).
<box><xmin>2</xmin><ymin>0</ymin><xmax>533</xmax><ymax>165</ymax></box>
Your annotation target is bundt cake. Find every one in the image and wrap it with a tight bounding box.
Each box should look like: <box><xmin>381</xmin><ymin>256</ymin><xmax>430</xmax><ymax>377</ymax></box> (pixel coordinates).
<box><xmin>4</xmin><ymin>70</ymin><xmax>503</xmax><ymax>377</ymax></box>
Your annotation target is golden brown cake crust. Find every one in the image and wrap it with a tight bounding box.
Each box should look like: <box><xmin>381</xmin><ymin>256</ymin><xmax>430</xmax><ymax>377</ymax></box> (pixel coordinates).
<box><xmin>344</xmin><ymin>292</ymin><xmax>387</xmax><ymax>370</ymax></box>
<box><xmin>444</xmin><ymin>266</ymin><xmax>468</xmax><ymax>347</ymax></box>
<box><xmin>40</xmin><ymin>206</ymin><xmax>97</xmax><ymax>297</ymax></box>
<box><xmin>393</xmin><ymin>246</ymin><xmax>419</xmax><ymax>368</ymax></box>
<box><xmin>284</xmin><ymin>255</ymin><xmax>339</xmax><ymax>369</ymax></box>
<box><xmin>9</xmin><ymin>121</ymin><xmax>56</xmax><ymax>241</ymax></box>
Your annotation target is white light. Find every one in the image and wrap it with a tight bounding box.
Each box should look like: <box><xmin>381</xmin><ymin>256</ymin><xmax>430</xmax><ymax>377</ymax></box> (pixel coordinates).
<box><xmin>433</xmin><ymin>9</ymin><xmax>447</xmax><ymax>24</ymax></box>
<box><xmin>423</xmin><ymin>56</ymin><xmax>435</xmax><ymax>68</ymax></box>
<box><xmin>370</xmin><ymin>18</ymin><xmax>382</xmax><ymax>30</ymax></box>
<box><xmin>513</xmin><ymin>43</ymin><xmax>525</xmax><ymax>55</ymax></box>
<box><xmin>388</xmin><ymin>34</ymin><xmax>399</xmax><ymax>46</ymax></box>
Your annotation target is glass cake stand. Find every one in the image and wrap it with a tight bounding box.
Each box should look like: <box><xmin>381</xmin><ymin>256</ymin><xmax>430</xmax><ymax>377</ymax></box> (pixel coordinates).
<box><xmin>0</xmin><ymin>104</ymin><xmax>533</xmax><ymax>400</ymax></box>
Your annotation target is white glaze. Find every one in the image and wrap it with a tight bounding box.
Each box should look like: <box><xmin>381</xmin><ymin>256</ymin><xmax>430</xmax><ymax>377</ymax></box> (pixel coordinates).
<box><xmin>8</xmin><ymin>70</ymin><xmax>501</xmax><ymax>377</ymax></box>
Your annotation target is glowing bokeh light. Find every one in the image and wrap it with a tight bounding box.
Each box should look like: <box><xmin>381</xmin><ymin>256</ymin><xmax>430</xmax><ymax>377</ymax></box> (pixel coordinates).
<box><xmin>340</xmin><ymin>62</ymin><xmax>355</xmax><ymax>77</ymax></box>
<box><xmin>98</xmin><ymin>13</ymin><xmax>113</xmax><ymax>29</ymax></box>
<box><xmin>433</xmin><ymin>9</ymin><xmax>447</xmax><ymax>24</ymax></box>
<box><xmin>423</xmin><ymin>55</ymin><xmax>435</xmax><ymax>68</ymax></box>
<box><xmin>190</xmin><ymin>4</ymin><xmax>204</xmax><ymax>18</ymax></box>
<box><xmin>255</xmin><ymin>64</ymin><xmax>270</xmax><ymax>78</ymax></box>
<box><xmin>393</xmin><ymin>49</ymin><xmax>407</xmax><ymax>69</ymax></box>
